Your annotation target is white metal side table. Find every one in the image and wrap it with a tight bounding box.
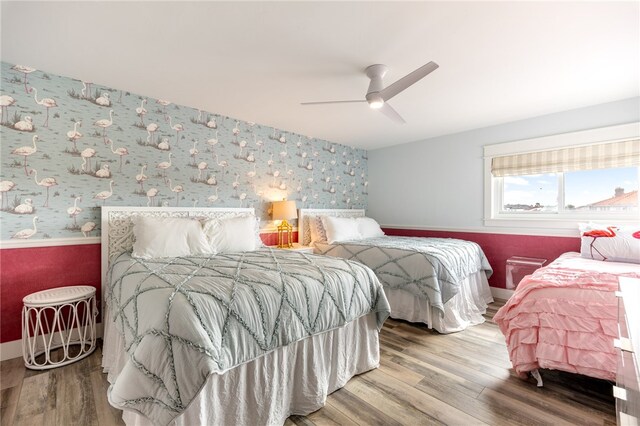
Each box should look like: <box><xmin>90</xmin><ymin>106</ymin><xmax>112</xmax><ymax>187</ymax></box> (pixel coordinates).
<box><xmin>22</xmin><ymin>285</ymin><xmax>98</xmax><ymax>370</ymax></box>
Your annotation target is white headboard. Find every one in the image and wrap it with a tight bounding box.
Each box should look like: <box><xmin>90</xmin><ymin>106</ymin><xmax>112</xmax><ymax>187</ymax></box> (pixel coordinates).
<box><xmin>298</xmin><ymin>208</ymin><xmax>365</xmax><ymax>246</ymax></box>
<box><xmin>100</xmin><ymin>206</ymin><xmax>254</xmax><ymax>301</ymax></box>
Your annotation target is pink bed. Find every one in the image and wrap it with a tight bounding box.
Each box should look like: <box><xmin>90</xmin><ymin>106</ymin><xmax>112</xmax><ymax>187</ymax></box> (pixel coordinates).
<box><xmin>494</xmin><ymin>252</ymin><xmax>640</xmax><ymax>382</ymax></box>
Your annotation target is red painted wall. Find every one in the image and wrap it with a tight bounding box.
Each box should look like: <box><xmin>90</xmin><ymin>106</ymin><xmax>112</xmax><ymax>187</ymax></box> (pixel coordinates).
<box><xmin>0</xmin><ymin>232</ymin><xmax>297</xmax><ymax>343</ymax></box>
<box><xmin>381</xmin><ymin>228</ymin><xmax>581</xmax><ymax>290</ymax></box>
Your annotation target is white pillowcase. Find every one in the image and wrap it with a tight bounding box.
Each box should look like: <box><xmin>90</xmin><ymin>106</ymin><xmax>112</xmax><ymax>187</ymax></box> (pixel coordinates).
<box><xmin>357</xmin><ymin>217</ymin><xmax>385</xmax><ymax>238</ymax></box>
<box><xmin>321</xmin><ymin>216</ymin><xmax>361</xmax><ymax>243</ymax></box>
<box><xmin>202</xmin><ymin>215</ymin><xmax>261</xmax><ymax>253</ymax></box>
<box><xmin>132</xmin><ymin>217</ymin><xmax>211</xmax><ymax>259</ymax></box>
<box><xmin>579</xmin><ymin>222</ymin><xmax>640</xmax><ymax>264</ymax></box>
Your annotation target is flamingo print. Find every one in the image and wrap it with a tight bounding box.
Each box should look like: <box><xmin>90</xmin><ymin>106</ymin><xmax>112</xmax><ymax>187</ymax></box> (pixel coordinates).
<box><xmin>94</xmin><ymin>180</ymin><xmax>115</xmax><ymax>205</ymax></box>
<box><xmin>96</xmin><ymin>92</ymin><xmax>110</xmax><ymax>106</ymax></box>
<box><xmin>94</xmin><ymin>109</ymin><xmax>114</xmax><ymax>143</ymax></box>
<box><xmin>1</xmin><ymin>180</ymin><xmax>17</xmax><ymax>209</ymax></box>
<box><xmin>81</xmin><ymin>221</ymin><xmax>96</xmax><ymax>237</ymax></box>
<box><xmin>156</xmin><ymin>99</ymin><xmax>171</xmax><ymax>121</ymax></box>
<box><xmin>136</xmin><ymin>165</ymin><xmax>148</xmax><ymax>191</ymax></box>
<box><xmin>582</xmin><ymin>227</ymin><xmax>618</xmax><ymax>261</ymax></box>
<box><xmin>31</xmin><ymin>87</ymin><xmax>57</xmax><ymax>127</ymax></box>
<box><xmin>12</xmin><ymin>135</ymin><xmax>39</xmax><ymax>176</ymax></box>
<box><xmin>95</xmin><ymin>164</ymin><xmax>111</xmax><ymax>178</ymax></box>
<box><xmin>81</xmin><ymin>81</ymin><xmax>92</xmax><ymax>99</ymax></box>
<box><xmin>0</xmin><ymin>95</ymin><xmax>16</xmax><ymax>123</ymax></box>
<box><xmin>12</xmin><ymin>65</ymin><xmax>36</xmax><ymax>94</ymax></box>
<box><xmin>189</xmin><ymin>140</ymin><xmax>199</xmax><ymax>164</ymax></box>
<box><xmin>14</xmin><ymin>116</ymin><xmax>33</xmax><ymax>132</ymax></box>
<box><xmin>207</xmin><ymin>132</ymin><xmax>218</xmax><ymax>158</ymax></box>
<box><xmin>146</xmin><ymin>122</ymin><xmax>159</xmax><ymax>144</ymax></box>
<box><xmin>146</xmin><ymin>188</ymin><xmax>159</xmax><ymax>207</ymax></box>
<box><xmin>136</xmin><ymin>99</ymin><xmax>147</xmax><ymax>125</ymax></box>
<box><xmin>197</xmin><ymin>162</ymin><xmax>208</xmax><ymax>180</ymax></box>
<box><xmin>30</xmin><ymin>168</ymin><xmax>57</xmax><ymax>207</ymax></box>
<box><xmin>106</xmin><ymin>139</ymin><xmax>129</xmax><ymax>172</ymax></box>
<box><xmin>12</xmin><ymin>216</ymin><xmax>39</xmax><ymax>239</ymax></box>
<box><xmin>67</xmin><ymin>197</ymin><xmax>83</xmax><ymax>225</ymax></box>
<box><xmin>14</xmin><ymin>198</ymin><xmax>34</xmax><ymax>214</ymax></box>
<box><xmin>166</xmin><ymin>178</ymin><xmax>184</xmax><ymax>206</ymax></box>
<box><xmin>207</xmin><ymin>187</ymin><xmax>219</xmax><ymax>204</ymax></box>
<box><xmin>67</xmin><ymin>121</ymin><xmax>82</xmax><ymax>151</ymax></box>
<box><xmin>167</xmin><ymin>116</ymin><xmax>184</xmax><ymax>144</ymax></box>
<box><xmin>156</xmin><ymin>153</ymin><xmax>173</xmax><ymax>182</ymax></box>
<box><xmin>157</xmin><ymin>138</ymin><xmax>170</xmax><ymax>151</ymax></box>
<box><xmin>206</xmin><ymin>116</ymin><xmax>216</xmax><ymax>128</ymax></box>
<box><xmin>80</xmin><ymin>148</ymin><xmax>96</xmax><ymax>172</ymax></box>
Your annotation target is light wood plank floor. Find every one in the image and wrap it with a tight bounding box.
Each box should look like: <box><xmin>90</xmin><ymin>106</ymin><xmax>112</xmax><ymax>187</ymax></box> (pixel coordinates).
<box><xmin>1</xmin><ymin>301</ymin><xmax>616</xmax><ymax>425</ymax></box>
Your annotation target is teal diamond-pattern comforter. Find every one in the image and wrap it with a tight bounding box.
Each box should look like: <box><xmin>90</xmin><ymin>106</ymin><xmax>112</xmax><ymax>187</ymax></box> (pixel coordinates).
<box><xmin>106</xmin><ymin>248</ymin><xmax>390</xmax><ymax>425</ymax></box>
<box><xmin>314</xmin><ymin>236</ymin><xmax>492</xmax><ymax>312</ymax></box>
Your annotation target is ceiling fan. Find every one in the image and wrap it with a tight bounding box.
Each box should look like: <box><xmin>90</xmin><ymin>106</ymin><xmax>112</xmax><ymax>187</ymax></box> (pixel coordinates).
<box><xmin>301</xmin><ymin>61</ymin><xmax>439</xmax><ymax>124</ymax></box>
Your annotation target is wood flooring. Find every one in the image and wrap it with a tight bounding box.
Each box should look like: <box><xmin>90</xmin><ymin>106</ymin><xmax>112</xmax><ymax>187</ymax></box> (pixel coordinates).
<box><xmin>1</xmin><ymin>301</ymin><xmax>616</xmax><ymax>425</ymax></box>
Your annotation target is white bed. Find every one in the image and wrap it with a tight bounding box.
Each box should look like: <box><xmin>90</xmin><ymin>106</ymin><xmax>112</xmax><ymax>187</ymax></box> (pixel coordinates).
<box><xmin>100</xmin><ymin>206</ymin><xmax>390</xmax><ymax>426</ymax></box>
<box><xmin>299</xmin><ymin>208</ymin><xmax>494</xmax><ymax>333</ymax></box>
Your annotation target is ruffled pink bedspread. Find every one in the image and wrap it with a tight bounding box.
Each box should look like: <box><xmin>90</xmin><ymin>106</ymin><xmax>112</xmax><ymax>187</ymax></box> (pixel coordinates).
<box><xmin>494</xmin><ymin>252</ymin><xmax>640</xmax><ymax>381</ymax></box>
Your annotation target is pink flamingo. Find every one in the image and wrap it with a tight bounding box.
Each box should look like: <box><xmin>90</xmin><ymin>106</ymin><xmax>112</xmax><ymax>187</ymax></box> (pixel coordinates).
<box><xmin>31</xmin><ymin>87</ymin><xmax>57</xmax><ymax>128</ymax></box>
<box><xmin>95</xmin><ymin>92</ymin><xmax>110</xmax><ymax>106</ymax></box>
<box><xmin>31</xmin><ymin>168</ymin><xmax>57</xmax><ymax>207</ymax></box>
<box><xmin>0</xmin><ymin>180</ymin><xmax>16</xmax><ymax>209</ymax></box>
<box><xmin>14</xmin><ymin>116</ymin><xmax>33</xmax><ymax>132</ymax></box>
<box><xmin>146</xmin><ymin>188</ymin><xmax>159</xmax><ymax>207</ymax></box>
<box><xmin>11</xmin><ymin>65</ymin><xmax>36</xmax><ymax>94</ymax></box>
<box><xmin>67</xmin><ymin>121</ymin><xmax>82</xmax><ymax>151</ymax></box>
<box><xmin>136</xmin><ymin>165</ymin><xmax>148</xmax><ymax>191</ymax></box>
<box><xmin>0</xmin><ymin>95</ymin><xmax>16</xmax><ymax>123</ymax></box>
<box><xmin>146</xmin><ymin>122</ymin><xmax>159</xmax><ymax>144</ymax></box>
<box><xmin>136</xmin><ymin>99</ymin><xmax>147</xmax><ymax>125</ymax></box>
<box><xmin>67</xmin><ymin>196</ymin><xmax>82</xmax><ymax>225</ymax></box>
<box><xmin>94</xmin><ymin>180</ymin><xmax>115</xmax><ymax>205</ymax></box>
<box><xmin>94</xmin><ymin>109</ymin><xmax>114</xmax><ymax>143</ymax></box>
<box><xmin>167</xmin><ymin>116</ymin><xmax>184</xmax><ymax>144</ymax></box>
<box><xmin>197</xmin><ymin>161</ymin><xmax>208</xmax><ymax>180</ymax></box>
<box><xmin>81</xmin><ymin>221</ymin><xmax>96</xmax><ymax>237</ymax></box>
<box><xmin>189</xmin><ymin>141</ymin><xmax>199</xmax><ymax>164</ymax></box>
<box><xmin>80</xmin><ymin>148</ymin><xmax>96</xmax><ymax>172</ymax></box>
<box><xmin>156</xmin><ymin>153</ymin><xmax>173</xmax><ymax>182</ymax></box>
<box><xmin>106</xmin><ymin>139</ymin><xmax>129</xmax><ymax>172</ymax></box>
<box><xmin>166</xmin><ymin>178</ymin><xmax>183</xmax><ymax>206</ymax></box>
<box><xmin>207</xmin><ymin>131</ymin><xmax>219</xmax><ymax>159</ymax></box>
<box><xmin>583</xmin><ymin>227</ymin><xmax>618</xmax><ymax>260</ymax></box>
<box><xmin>156</xmin><ymin>99</ymin><xmax>171</xmax><ymax>121</ymax></box>
<box><xmin>12</xmin><ymin>135</ymin><xmax>39</xmax><ymax>175</ymax></box>
<box><xmin>12</xmin><ymin>216</ymin><xmax>39</xmax><ymax>239</ymax></box>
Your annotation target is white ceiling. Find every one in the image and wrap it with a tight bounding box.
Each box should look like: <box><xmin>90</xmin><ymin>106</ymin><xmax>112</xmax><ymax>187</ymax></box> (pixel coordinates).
<box><xmin>1</xmin><ymin>1</ymin><xmax>638</xmax><ymax>150</ymax></box>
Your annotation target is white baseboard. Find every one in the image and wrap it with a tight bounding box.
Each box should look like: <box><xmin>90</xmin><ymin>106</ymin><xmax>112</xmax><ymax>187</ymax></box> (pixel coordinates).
<box><xmin>0</xmin><ymin>322</ymin><xmax>104</xmax><ymax>362</ymax></box>
<box><xmin>491</xmin><ymin>286</ymin><xmax>515</xmax><ymax>301</ymax></box>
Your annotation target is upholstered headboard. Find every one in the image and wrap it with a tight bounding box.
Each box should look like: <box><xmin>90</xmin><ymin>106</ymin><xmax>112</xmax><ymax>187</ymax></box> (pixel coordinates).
<box><xmin>298</xmin><ymin>208</ymin><xmax>365</xmax><ymax>246</ymax></box>
<box><xmin>100</xmin><ymin>206</ymin><xmax>254</xmax><ymax>301</ymax></box>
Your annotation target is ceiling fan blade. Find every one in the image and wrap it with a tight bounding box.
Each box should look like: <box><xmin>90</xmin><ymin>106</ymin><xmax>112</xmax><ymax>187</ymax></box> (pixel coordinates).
<box><xmin>379</xmin><ymin>61</ymin><xmax>439</xmax><ymax>102</ymax></box>
<box><xmin>300</xmin><ymin>100</ymin><xmax>366</xmax><ymax>106</ymax></box>
<box><xmin>379</xmin><ymin>103</ymin><xmax>406</xmax><ymax>124</ymax></box>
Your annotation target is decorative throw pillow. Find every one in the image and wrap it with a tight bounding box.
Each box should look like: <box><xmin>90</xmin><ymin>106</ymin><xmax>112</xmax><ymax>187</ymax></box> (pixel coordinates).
<box><xmin>321</xmin><ymin>216</ymin><xmax>361</xmax><ymax>243</ymax></box>
<box><xmin>203</xmin><ymin>215</ymin><xmax>259</xmax><ymax>253</ymax></box>
<box><xmin>132</xmin><ymin>216</ymin><xmax>211</xmax><ymax>259</ymax></box>
<box><xmin>579</xmin><ymin>223</ymin><xmax>640</xmax><ymax>264</ymax></box>
<box><xmin>357</xmin><ymin>217</ymin><xmax>385</xmax><ymax>238</ymax></box>
<box><xmin>309</xmin><ymin>216</ymin><xmax>328</xmax><ymax>243</ymax></box>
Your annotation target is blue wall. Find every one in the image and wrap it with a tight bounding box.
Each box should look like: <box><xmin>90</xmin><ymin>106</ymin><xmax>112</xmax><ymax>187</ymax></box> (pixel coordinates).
<box><xmin>0</xmin><ymin>62</ymin><xmax>367</xmax><ymax>240</ymax></box>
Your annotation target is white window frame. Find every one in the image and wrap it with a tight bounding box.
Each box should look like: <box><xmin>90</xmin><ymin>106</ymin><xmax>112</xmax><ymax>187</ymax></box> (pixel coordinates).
<box><xmin>484</xmin><ymin>122</ymin><xmax>640</xmax><ymax>234</ymax></box>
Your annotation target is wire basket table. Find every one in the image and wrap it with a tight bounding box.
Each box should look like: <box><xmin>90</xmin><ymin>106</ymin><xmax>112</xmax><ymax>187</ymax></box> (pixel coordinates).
<box><xmin>22</xmin><ymin>286</ymin><xmax>98</xmax><ymax>370</ymax></box>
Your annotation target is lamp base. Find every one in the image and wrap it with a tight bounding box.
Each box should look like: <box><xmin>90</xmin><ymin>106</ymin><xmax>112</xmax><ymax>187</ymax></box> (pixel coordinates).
<box><xmin>277</xmin><ymin>219</ymin><xmax>293</xmax><ymax>248</ymax></box>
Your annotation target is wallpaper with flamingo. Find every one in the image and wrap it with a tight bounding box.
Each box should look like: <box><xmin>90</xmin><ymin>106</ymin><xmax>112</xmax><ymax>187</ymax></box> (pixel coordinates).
<box><xmin>0</xmin><ymin>62</ymin><xmax>368</xmax><ymax>241</ymax></box>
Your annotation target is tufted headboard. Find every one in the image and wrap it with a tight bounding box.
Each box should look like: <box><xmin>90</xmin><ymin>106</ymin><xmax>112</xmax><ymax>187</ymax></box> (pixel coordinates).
<box><xmin>298</xmin><ymin>208</ymin><xmax>365</xmax><ymax>246</ymax></box>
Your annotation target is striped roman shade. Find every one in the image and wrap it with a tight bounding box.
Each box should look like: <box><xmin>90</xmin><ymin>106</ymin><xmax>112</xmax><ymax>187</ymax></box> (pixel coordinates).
<box><xmin>491</xmin><ymin>139</ymin><xmax>640</xmax><ymax>177</ymax></box>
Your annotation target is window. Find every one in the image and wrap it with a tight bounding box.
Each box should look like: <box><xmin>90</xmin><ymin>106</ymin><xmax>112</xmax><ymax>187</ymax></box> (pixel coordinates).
<box><xmin>484</xmin><ymin>123</ymin><xmax>640</xmax><ymax>232</ymax></box>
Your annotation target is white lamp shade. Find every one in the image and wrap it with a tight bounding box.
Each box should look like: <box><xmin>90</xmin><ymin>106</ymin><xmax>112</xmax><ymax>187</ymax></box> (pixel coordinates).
<box><xmin>272</xmin><ymin>200</ymin><xmax>297</xmax><ymax>220</ymax></box>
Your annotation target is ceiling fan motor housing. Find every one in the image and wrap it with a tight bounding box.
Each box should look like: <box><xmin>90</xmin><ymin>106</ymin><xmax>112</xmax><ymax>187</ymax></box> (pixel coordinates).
<box><xmin>365</xmin><ymin>64</ymin><xmax>387</xmax><ymax>107</ymax></box>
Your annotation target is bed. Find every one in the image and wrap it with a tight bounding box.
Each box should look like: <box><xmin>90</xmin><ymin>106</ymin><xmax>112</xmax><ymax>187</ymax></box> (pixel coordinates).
<box><xmin>494</xmin><ymin>251</ymin><xmax>640</xmax><ymax>385</ymax></box>
<box><xmin>299</xmin><ymin>209</ymin><xmax>494</xmax><ymax>334</ymax></box>
<box><xmin>100</xmin><ymin>206</ymin><xmax>391</xmax><ymax>426</ymax></box>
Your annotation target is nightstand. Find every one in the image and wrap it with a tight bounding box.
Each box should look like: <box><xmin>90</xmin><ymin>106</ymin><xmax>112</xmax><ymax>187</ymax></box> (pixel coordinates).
<box><xmin>271</xmin><ymin>243</ymin><xmax>314</xmax><ymax>254</ymax></box>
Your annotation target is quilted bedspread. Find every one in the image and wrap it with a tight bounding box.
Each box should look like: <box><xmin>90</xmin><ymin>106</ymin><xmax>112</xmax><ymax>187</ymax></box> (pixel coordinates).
<box><xmin>314</xmin><ymin>236</ymin><xmax>492</xmax><ymax>312</ymax></box>
<box><xmin>106</xmin><ymin>248</ymin><xmax>390</xmax><ymax>425</ymax></box>
<box><xmin>494</xmin><ymin>252</ymin><xmax>640</xmax><ymax>381</ymax></box>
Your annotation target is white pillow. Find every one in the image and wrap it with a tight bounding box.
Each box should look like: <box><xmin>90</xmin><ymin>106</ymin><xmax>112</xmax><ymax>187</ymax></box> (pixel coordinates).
<box><xmin>309</xmin><ymin>216</ymin><xmax>328</xmax><ymax>243</ymax></box>
<box><xmin>132</xmin><ymin>217</ymin><xmax>211</xmax><ymax>259</ymax></box>
<box><xmin>203</xmin><ymin>215</ymin><xmax>259</xmax><ymax>253</ymax></box>
<box><xmin>357</xmin><ymin>217</ymin><xmax>385</xmax><ymax>238</ymax></box>
<box><xmin>579</xmin><ymin>222</ymin><xmax>640</xmax><ymax>264</ymax></box>
<box><xmin>321</xmin><ymin>216</ymin><xmax>361</xmax><ymax>243</ymax></box>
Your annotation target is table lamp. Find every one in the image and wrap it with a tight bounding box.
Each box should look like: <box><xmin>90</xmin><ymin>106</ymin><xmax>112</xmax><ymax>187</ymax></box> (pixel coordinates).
<box><xmin>272</xmin><ymin>199</ymin><xmax>297</xmax><ymax>248</ymax></box>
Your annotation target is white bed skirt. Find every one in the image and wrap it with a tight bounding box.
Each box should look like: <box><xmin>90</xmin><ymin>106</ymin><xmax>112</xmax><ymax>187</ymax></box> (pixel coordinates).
<box><xmin>102</xmin><ymin>311</ymin><xmax>380</xmax><ymax>426</ymax></box>
<box><xmin>386</xmin><ymin>271</ymin><xmax>493</xmax><ymax>333</ymax></box>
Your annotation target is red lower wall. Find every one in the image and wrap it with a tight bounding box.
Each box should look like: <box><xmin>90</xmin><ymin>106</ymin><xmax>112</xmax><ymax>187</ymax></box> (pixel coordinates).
<box><xmin>1</xmin><ymin>229</ymin><xmax>577</xmax><ymax>344</ymax></box>
<box><xmin>381</xmin><ymin>228</ymin><xmax>580</xmax><ymax>290</ymax></box>
<box><xmin>0</xmin><ymin>232</ymin><xmax>297</xmax><ymax>344</ymax></box>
